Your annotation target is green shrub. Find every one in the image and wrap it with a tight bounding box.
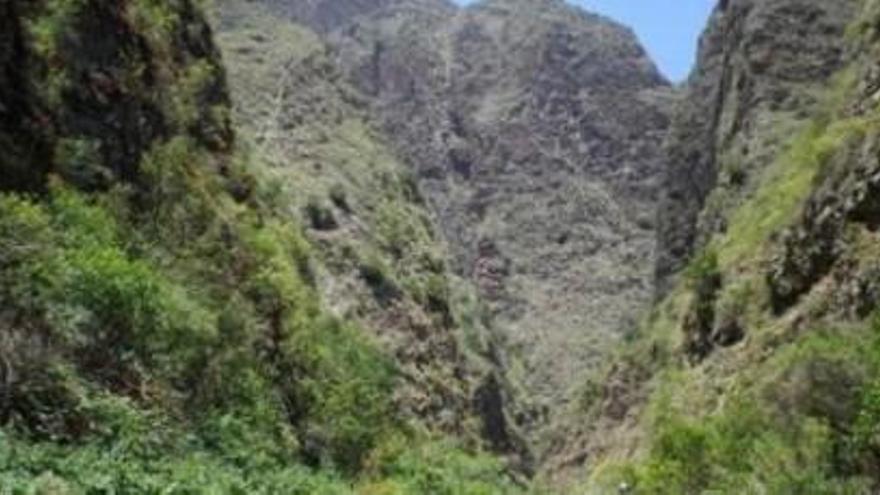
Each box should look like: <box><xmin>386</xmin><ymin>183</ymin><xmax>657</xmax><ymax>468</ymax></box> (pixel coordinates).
<box><xmin>362</xmin><ymin>437</ymin><xmax>522</xmax><ymax>495</ymax></box>
<box><xmin>852</xmin><ymin>380</ymin><xmax>880</xmax><ymax>477</ymax></box>
<box><xmin>621</xmin><ymin>404</ymin><xmax>859</xmax><ymax>494</ymax></box>
<box><xmin>0</xmin><ymin>194</ymin><xmax>54</xmax><ymax>271</ymax></box>
<box><xmin>139</xmin><ymin>137</ymin><xmax>220</xmax><ymax>243</ymax></box>
<box><xmin>358</xmin><ymin>253</ymin><xmax>402</xmax><ymax>304</ymax></box>
<box><xmin>613</xmin><ymin>324</ymin><xmax>880</xmax><ymax>494</ymax></box>
<box><xmin>125</xmin><ymin>0</ymin><xmax>181</xmax><ymax>58</ymax></box>
<box><xmin>304</xmin><ymin>196</ymin><xmax>339</xmax><ymax>231</ymax></box>
<box><xmin>375</xmin><ymin>200</ymin><xmax>429</xmax><ymax>260</ymax></box>
<box><xmin>683</xmin><ymin>248</ymin><xmax>719</xmax><ymax>287</ymax></box>
<box><xmin>25</xmin><ymin>0</ymin><xmax>85</xmax><ymax>104</ymax></box>
<box><xmin>53</xmin><ymin>139</ymin><xmax>107</xmax><ymax>189</ymax></box>
<box><xmin>0</xmin><ymin>428</ymin><xmax>356</xmax><ymax>495</ymax></box>
<box><xmin>717</xmin><ymin>114</ymin><xmax>871</xmax><ymax>267</ymax></box>
<box><xmin>291</xmin><ymin>318</ymin><xmax>396</xmax><ymax>472</ymax></box>
<box><xmin>422</xmin><ymin>273</ymin><xmax>452</xmax><ymax>319</ymax></box>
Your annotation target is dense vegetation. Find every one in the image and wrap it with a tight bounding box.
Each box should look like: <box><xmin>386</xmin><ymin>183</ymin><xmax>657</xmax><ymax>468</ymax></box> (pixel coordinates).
<box><xmin>7</xmin><ymin>0</ymin><xmax>880</xmax><ymax>493</ymax></box>
<box><xmin>0</xmin><ymin>143</ymin><xmax>523</xmax><ymax>493</ymax></box>
<box><xmin>0</xmin><ymin>1</ymin><xmax>522</xmax><ymax>493</ymax></box>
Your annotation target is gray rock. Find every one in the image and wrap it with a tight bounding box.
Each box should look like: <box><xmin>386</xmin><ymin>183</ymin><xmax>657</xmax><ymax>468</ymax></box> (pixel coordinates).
<box><xmin>656</xmin><ymin>0</ymin><xmax>857</xmax><ymax>294</ymax></box>
<box><xmin>314</xmin><ymin>0</ymin><xmax>674</xmax><ymax>429</ymax></box>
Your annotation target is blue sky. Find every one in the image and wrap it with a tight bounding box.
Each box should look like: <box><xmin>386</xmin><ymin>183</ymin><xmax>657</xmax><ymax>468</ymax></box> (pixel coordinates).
<box><xmin>454</xmin><ymin>0</ymin><xmax>717</xmax><ymax>82</ymax></box>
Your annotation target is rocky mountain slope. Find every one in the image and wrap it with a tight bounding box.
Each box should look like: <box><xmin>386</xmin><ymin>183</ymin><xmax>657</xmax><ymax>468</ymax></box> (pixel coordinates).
<box><xmin>0</xmin><ymin>0</ymin><xmax>525</xmax><ymax>492</ymax></box>
<box><xmin>542</xmin><ymin>0</ymin><xmax>880</xmax><ymax>492</ymax></box>
<box><xmin>216</xmin><ymin>0</ymin><xmax>476</xmax><ymax>445</ymax></box>
<box><xmin>240</xmin><ymin>0</ymin><xmax>675</xmax><ymax>438</ymax></box>
<box><xmin>657</xmin><ymin>0</ymin><xmax>858</xmax><ymax>292</ymax></box>
<box><xmin>6</xmin><ymin>0</ymin><xmax>880</xmax><ymax>493</ymax></box>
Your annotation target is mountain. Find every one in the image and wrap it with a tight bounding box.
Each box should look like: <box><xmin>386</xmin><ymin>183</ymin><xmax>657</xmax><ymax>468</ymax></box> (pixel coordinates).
<box><xmin>5</xmin><ymin>0</ymin><xmax>880</xmax><ymax>493</ymax></box>
<box><xmin>543</xmin><ymin>0</ymin><xmax>880</xmax><ymax>491</ymax></box>
<box><xmin>656</xmin><ymin>0</ymin><xmax>858</xmax><ymax>292</ymax></box>
<box><xmin>0</xmin><ymin>0</ymin><xmax>523</xmax><ymax>492</ymax></box>
<box><xmin>243</xmin><ymin>0</ymin><xmax>675</xmax><ymax>439</ymax></box>
<box><xmin>216</xmin><ymin>0</ymin><xmax>476</xmax><ymax>444</ymax></box>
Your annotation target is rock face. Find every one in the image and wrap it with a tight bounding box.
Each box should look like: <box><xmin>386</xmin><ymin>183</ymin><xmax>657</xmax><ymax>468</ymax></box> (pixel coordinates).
<box><xmin>248</xmin><ymin>0</ymin><xmax>674</xmax><ymax>429</ymax></box>
<box><xmin>540</xmin><ymin>0</ymin><xmax>873</xmax><ymax>487</ymax></box>
<box><xmin>433</xmin><ymin>0</ymin><xmax>671</xmax><ymax>419</ymax></box>
<box><xmin>656</xmin><ymin>0</ymin><xmax>857</xmax><ymax>292</ymax></box>
<box><xmin>0</xmin><ymin>0</ymin><xmax>232</xmax><ymax>193</ymax></box>
<box><xmin>216</xmin><ymin>0</ymin><xmax>465</xmax><ymax>429</ymax></box>
<box><xmin>7</xmin><ymin>0</ymin><xmax>880</xmax><ymax>491</ymax></box>
<box><xmin>214</xmin><ymin>0</ymin><xmax>533</xmax><ymax>462</ymax></box>
<box><xmin>256</xmin><ymin>0</ymin><xmax>454</xmax><ymax>32</ymax></box>
<box><xmin>212</xmin><ymin>0</ymin><xmax>880</xmax><ymax>489</ymax></box>
<box><xmin>768</xmin><ymin>33</ymin><xmax>880</xmax><ymax>316</ymax></box>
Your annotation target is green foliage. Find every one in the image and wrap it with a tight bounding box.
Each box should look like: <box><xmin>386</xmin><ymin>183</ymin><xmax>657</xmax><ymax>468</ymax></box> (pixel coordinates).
<box><xmin>622</xmin><ymin>410</ymin><xmax>865</xmax><ymax>495</ymax></box>
<box><xmin>3</xmin><ymin>0</ymin><xmax>525</xmax><ymax>492</ymax></box>
<box><xmin>852</xmin><ymin>380</ymin><xmax>880</xmax><ymax>477</ymax></box>
<box><xmin>139</xmin><ymin>137</ymin><xmax>221</xmax><ymax>243</ymax></box>
<box><xmin>0</xmin><ymin>194</ymin><xmax>54</xmax><ymax>269</ymax></box>
<box><xmin>845</xmin><ymin>0</ymin><xmax>880</xmax><ymax>42</ymax></box>
<box><xmin>50</xmin><ymin>187</ymin><xmax>212</xmax><ymax>375</ymax></box>
<box><xmin>361</xmin><ymin>437</ymin><xmax>524</xmax><ymax>495</ymax></box>
<box><xmin>717</xmin><ymin>104</ymin><xmax>872</xmax><ymax>268</ymax></box>
<box><xmin>848</xmin><ymin>316</ymin><xmax>880</xmax><ymax>477</ymax></box>
<box><xmin>0</xmin><ymin>427</ymin><xmax>526</xmax><ymax>495</ymax></box>
<box><xmin>420</xmin><ymin>273</ymin><xmax>453</xmax><ymax>318</ymax></box>
<box><xmin>125</xmin><ymin>0</ymin><xmax>182</xmax><ymax>58</ymax></box>
<box><xmin>0</xmin><ymin>149</ymin><xmax>520</xmax><ymax>490</ymax></box>
<box><xmin>683</xmin><ymin>248</ymin><xmax>720</xmax><ymax>288</ymax></box>
<box><xmin>0</xmin><ymin>187</ymin><xmax>212</xmax><ymax>435</ymax></box>
<box><xmin>375</xmin><ymin>199</ymin><xmax>432</xmax><ymax>260</ymax></box>
<box><xmin>358</xmin><ymin>252</ymin><xmax>402</xmax><ymax>303</ymax></box>
<box><xmin>329</xmin><ymin>183</ymin><xmax>351</xmax><ymax>213</ymax></box>
<box><xmin>165</xmin><ymin>59</ymin><xmax>221</xmax><ymax>130</ymax></box>
<box><xmin>291</xmin><ymin>318</ymin><xmax>396</xmax><ymax>472</ymax></box>
<box><xmin>25</xmin><ymin>0</ymin><xmax>85</xmax><ymax>104</ymax></box>
<box><xmin>26</xmin><ymin>0</ymin><xmax>84</xmax><ymax>58</ymax></box>
<box><xmin>606</xmin><ymin>322</ymin><xmax>880</xmax><ymax>494</ymax></box>
<box><xmin>0</xmin><ymin>428</ymin><xmax>356</xmax><ymax>495</ymax></box>
<box><xmin>53</xmin><ymin>139</ymin><xmax>107</xmax><ymax>189</ymax></box>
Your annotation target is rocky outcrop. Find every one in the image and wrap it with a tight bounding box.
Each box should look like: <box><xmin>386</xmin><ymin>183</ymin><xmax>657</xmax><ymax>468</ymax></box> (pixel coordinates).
<box><xmin>538</xmin><ymin>0</ymin><xmax>872</xmax><ymax>488</ymax></box>
<box><xmin>436</xmin><ymin>0</ymin><xmax>671</xmax><ymax>418</ymax></box>
<box><xmin>766</xmin><ymin>15</ymin><xmax>880</xmax><ymax>315</ymax></box>
<box><xmin>768</xmin><ymin>123</ymin><xmax>880</xmax><ymax>316</ymax></box>
<box><xmin>0</xmin><ymin>0</ymin><xmax>232</xmax><ymax>194</ymax></box>
<box><xmin>656</xmin><ymin>0</ymin><xmax>857</xmax><ymax>293</ymax></box>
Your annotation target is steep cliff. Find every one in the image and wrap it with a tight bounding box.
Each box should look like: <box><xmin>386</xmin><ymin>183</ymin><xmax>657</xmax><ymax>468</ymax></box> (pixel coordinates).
<box><xmin>0</xmin><ymin>0</ymin><xmax>232</xmax><ymax>193</ymax></box>
<box><xmin>656</xmin><ymin>0</ymin><xmax>856</xmax><ymax>292</ymax></box>
<box><xmin>235</xmin><ymin>0</ymin><xmax>674</xmax><ymax>441</ymax></box>
<box><xmin>546</xmin><ymin>0</ymin><xmax>880</xmax><ymax>492</ymax></box>
<box><xmin>213</xmin><ymin>0</ymin><xmax>530</xmax><ymax>460</ymax></box>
